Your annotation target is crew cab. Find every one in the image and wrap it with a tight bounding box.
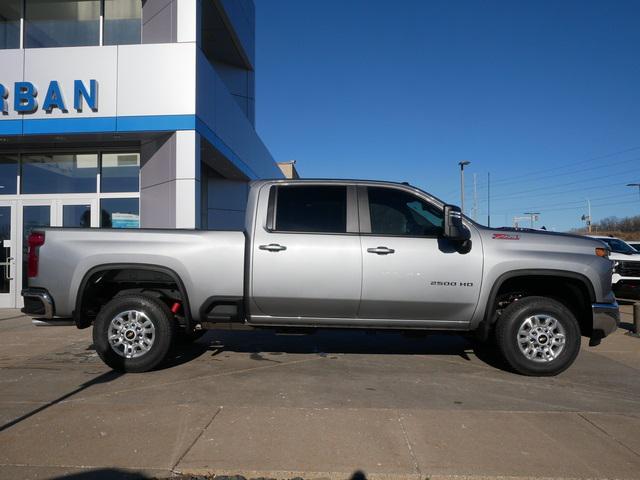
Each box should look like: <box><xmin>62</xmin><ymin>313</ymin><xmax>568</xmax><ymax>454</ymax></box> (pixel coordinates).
<box><xmin>22</xmin><ymin>180</ymin><xmax>619</xmax><ymax>375</ymax></box>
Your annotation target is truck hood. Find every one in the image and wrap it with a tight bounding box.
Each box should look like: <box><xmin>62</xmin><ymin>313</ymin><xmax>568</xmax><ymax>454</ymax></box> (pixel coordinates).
<box><xmin>608</xmin><ymin>251</ymin><xmax>640</xmax><ymax>262</ymax></box>
<box><xmin>476</xmin><ymin>226</ymin><xmax>606</xmax><ymax>255</ymax></box>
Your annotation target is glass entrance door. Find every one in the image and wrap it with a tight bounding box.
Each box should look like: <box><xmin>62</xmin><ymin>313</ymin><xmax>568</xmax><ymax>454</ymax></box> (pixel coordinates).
<box><xmin>0</xmin><ymin>203</ymin><xmax>17</xmax><ymax>308</ymax></box>
<box><xmin>21</xmin><ymin>204</ymin><xmax>53</xmax><ymax>291</ymax></box>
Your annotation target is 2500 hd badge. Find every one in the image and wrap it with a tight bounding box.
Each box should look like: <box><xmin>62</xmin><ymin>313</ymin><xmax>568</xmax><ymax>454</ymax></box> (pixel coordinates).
<box><xmin>430</xmin><ymin>281</ymin><xmax>474</xmax><ymax>287</ymax></box>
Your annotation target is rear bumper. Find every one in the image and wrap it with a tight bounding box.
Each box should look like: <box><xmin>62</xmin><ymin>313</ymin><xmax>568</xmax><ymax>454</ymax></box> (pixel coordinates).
<box><xmin>592</xmin><ymin>302</ymin><xmax>619</xmax><ymax>338</ymax></box>
<box><xmin>21</xmin><ymin>288</ymin><xmax>55</xmax><ymax>319</ymax></box>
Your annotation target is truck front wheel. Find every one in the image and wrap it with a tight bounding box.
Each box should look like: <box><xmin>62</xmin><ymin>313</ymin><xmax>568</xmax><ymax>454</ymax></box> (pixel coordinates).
<box><xmin>93</xmin><ymin>294</ymin><xmax>175</xmax><ymax>373</ymax></box>
<box><xmin>495</xmin><ymin>296</ymin><xmax>581</xmax><ymax>376</ymax></box>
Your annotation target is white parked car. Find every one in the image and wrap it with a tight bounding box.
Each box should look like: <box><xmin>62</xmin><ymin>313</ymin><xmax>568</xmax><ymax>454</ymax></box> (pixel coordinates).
<box><xmin>628</xmin><ymin>241</ymin><xmax>640</xmax><ymax>252</ymax></box>
<box><xmin>590</xmin><ymin>236</ymin><xmax>640</xmax><ymax>299</ymax></box>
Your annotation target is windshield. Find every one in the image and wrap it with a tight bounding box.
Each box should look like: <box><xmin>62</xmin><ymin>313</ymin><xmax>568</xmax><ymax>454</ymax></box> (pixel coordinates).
<box><xmin>601</xmin><ymin>238</ymin><xmax>638</xmax><ymax>255</ymax></box>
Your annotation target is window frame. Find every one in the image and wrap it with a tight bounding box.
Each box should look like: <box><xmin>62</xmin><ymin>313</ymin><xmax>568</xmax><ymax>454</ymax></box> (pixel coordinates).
<box><xmin>266</xmin><ymin>183</ymin><xmax>359</xmax><ymax>235</ymax></box>
<box><xmin>358</xmin><ymin>185</ymin><xmax>445</xmax><ymax>239</ymax></box>
<box><xmin>0</xmin><ymin>0</ymin><xmax>143</xmax><ymax>50</ymax></box>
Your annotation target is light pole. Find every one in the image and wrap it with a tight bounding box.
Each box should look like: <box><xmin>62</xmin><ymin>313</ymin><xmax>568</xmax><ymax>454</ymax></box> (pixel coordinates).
<box><xmin>628</xmin><ymin>183</ymin><xmax>640</xmax><ymax>200</ymax></box>
<box><xmin>458</xmin><ymin>161</ymin><xmax>470</xmax><ymax>214</ymax></box>
<box><xmin>487</xmin><ymin>172</ymin><xmax>491</xmax><ymax>227</ymax></box>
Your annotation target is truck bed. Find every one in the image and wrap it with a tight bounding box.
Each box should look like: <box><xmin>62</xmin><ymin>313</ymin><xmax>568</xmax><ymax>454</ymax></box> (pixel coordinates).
<box><xmin>29</xmin><ymin>228</ymin><xmax>246</xmax><ymax>320</ymax></box>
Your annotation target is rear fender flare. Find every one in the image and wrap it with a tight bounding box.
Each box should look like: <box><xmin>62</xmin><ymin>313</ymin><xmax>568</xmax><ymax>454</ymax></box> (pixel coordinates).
<box><xmin>74</xmin><ymin>263</ymin><xmax>192</xmax><ymax>330</ymax></box>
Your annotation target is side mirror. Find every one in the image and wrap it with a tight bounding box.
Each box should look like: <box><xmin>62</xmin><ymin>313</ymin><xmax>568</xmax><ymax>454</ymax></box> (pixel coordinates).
<box><xmin>443</xmin><ymin>204</ymin><xmax>471</xmax><ymax>242</ymax></box>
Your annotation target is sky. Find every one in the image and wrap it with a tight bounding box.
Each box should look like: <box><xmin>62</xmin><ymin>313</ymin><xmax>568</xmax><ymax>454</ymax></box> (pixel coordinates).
<box><xmin>254</xmin><ymin>0</ymin><xmax>640</xmax><ymax>231</ymax></box>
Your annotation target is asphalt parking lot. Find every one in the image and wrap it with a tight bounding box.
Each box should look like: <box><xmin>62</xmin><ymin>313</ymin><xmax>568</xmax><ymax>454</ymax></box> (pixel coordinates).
<box><xmin>0</xmin><ymin>305</ymin><xmax>639</xmax><ymax>480</ymax></box>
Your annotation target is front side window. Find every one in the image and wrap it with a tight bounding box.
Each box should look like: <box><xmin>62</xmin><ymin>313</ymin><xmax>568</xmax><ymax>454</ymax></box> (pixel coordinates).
<box><xmin>25</xmin><ymin>0</ymin><xmax>100</xmax><ymax>48</ymax></box>
<box><xmin>368</xmin><ymin>187</ymin><xmax>443</xmax><ymax>236</ymax></box>
<box><xmin>104</xmin><ymin>0</ymin><xmax>141</xmax><ymax>45</ymax></box>
<box><xmin>275</xmin><ymin>185</ymin><xmax>347</xmax><ymax>233</ymax></box>
<box><xmin>0</xmin><ymin>0</ymin><xmax>21</xmax><ymax>49</ymax></box>
<box><xmin>21</xmin><ymin>153</ymin><xmax>98</xmax><ymax>194</ymax></box>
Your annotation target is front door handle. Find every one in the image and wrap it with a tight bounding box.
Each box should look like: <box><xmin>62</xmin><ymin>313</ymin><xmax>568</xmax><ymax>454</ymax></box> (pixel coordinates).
<box><xmin>367</xmin><ymin>246</ymin><xmax>395</xmax><ymax>255</ymax></box>
<box><xmin>259</xmin><ymin>243</ymin><xmax>287</xmax><ymax>252</ymax></box>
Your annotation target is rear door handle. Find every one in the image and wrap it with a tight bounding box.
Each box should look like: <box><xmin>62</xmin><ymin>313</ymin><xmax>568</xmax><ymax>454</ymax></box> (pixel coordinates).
<box><xmin>367</xmin><ymin>246</ymin><xmax>395</xmax><ymax>255</ymax></box>
<box><xmin>259</xmin><ymin>243</ymin><xmax>287</xmax><ymax>252</ymax></box>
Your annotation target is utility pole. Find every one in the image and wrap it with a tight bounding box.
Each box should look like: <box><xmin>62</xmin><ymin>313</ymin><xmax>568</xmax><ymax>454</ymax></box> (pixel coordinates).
<box><xmin>472</xmin><ymin>173</ymin><xmax>478</xmax><ymax>221</ymax></box>
<box><xmin>581</xmin><ymin>199</ymin><xmax>592</xmax><ymax>233</ymax></box>
<box><xmin>524</xmin><ymin>212</ymin><xmax>540</xmax><ymax>228</ymax></box>
<box><xmin>458</xmin><ymin>161</ymin><xmax>470</xmax><ymax>214</ymax></box>
<box><xmin>628</xmin><ymin>183</ymin><xmax>640</xmax><ymax>200</ymax></box>
<box><xmin>487</xmin><ymin>172</ymin><xmax>491</xmax><ymax>227</ymax></box>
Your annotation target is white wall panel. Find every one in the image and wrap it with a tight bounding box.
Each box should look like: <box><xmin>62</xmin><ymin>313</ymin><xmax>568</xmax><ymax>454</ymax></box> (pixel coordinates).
<box><xmin>175</xmin><ymin>130</ymin><xmax>200</xmax><ymax>179</ymax></box>
<box><xmin>117</xmin><ymin>43</ymin><xmax>196</xmax><ymax>117</ymax></box>
<box><xmin>0</xmin><ymin>50</ymin><xmax>25</xmax><ymax>122</ymax></box>
<box><xmin>177</xmin><ymin>0</ymin><xmax>197</xmax><ymax>43</ymax></box>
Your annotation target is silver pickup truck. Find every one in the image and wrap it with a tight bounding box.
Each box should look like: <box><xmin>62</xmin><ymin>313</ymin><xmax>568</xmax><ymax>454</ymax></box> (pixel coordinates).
<box><xmin>22</xmin><ymin>179</ymin><xmax>619</xmax><ymax>376</ymax></box>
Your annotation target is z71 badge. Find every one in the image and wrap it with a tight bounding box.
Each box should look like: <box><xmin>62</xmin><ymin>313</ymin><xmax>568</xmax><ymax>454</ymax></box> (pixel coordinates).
<box><xmin>492</xmin><ymin>233</ymin><xmax>520</xmax><ymax>240</ymax></box>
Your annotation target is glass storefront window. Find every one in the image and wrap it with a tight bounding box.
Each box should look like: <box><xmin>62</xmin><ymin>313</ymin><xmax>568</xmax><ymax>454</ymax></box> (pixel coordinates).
<box><xmin>25</xmin><ymin>0</ymin><xmax>100</xmax><ymax>48</ymax></box>
<box><xmin>0</xmin><ymin>155</ymin><xmax>18</xmax><ymax>195</ymax></box>
<box><xmin>101</xmin><ymin>153</ymin><xmax>140</xmax><ymax>192</ymax></box>
<box><xmin>63</xmin><ymin>204</ymin><xmax>91</xmax><ymax>228</ymax></box>
<box><xmin>104</xmin><ymin>0</ymin><xmax>141</xmax><ymax>45</ymax></box>
<box><xmin>100</xmin><ymin>198</ymin><xmax>139</xmax><ymax>228</ymax></box>
<box><xmin>0</xmin><ymin>0</ymin><xmax>21</xmax><ymax>49</ymax></box>
<box><xmin>22</xmin><ymin>154</ymin><xmax>98</xmax><ymax>194</ymax></box>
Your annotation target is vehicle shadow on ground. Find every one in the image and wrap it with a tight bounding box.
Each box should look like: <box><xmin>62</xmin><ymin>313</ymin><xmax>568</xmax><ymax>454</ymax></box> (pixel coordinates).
<box><xmin>163</xmin><ymin>328</ymin><xmax>511</xmax><ymax>373</ymax></box>
<box><xmin>0</xmin><ymin>370</ymin><xmax>123</xmax><ymax>433</ymax></box>
<box><xmin>51</xmin><ymin>469</ymin><xmax>149</xmax><ymax>479</ymax></box>
<box><xmin>51</xmin><ymin>469</ymin><xmax>372</xmax><ymax>480</ymax></box>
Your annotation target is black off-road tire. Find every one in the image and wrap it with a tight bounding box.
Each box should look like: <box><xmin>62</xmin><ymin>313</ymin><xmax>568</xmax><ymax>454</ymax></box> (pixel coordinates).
<box><xmin>93</xmin><ymin>294</ymin><xmax>175</xmax><ymax>373</ymax></box>
<box><xmin>495</xmin><ymin>296</ymin><xmax>581</xmax><ymax>376</ymax></box>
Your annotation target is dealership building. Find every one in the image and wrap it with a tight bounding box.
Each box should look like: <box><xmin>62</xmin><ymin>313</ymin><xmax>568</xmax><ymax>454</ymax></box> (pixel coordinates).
<box><xmin>0</xmin><ymin>0</ymin><xmax>283</xmax><ymax>308</ymax></box>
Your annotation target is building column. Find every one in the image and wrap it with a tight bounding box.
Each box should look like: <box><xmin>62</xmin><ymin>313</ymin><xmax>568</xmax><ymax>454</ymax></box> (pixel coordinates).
<box><xmin>175</xmin><ymin>130</ymin><xmax>201</xmax><ymax>228</ymax></box>
<box><xmin>140</xmin><ymin>130</ymin><xmax>201</xmax><ymax>229</ymax></box>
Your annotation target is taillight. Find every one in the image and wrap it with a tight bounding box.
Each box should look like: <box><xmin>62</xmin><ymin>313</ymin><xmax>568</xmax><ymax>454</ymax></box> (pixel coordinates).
<box><xmin>27</xmin><ymin>231</ymin><xmax>45</xmax><ymax>278</ymax></box>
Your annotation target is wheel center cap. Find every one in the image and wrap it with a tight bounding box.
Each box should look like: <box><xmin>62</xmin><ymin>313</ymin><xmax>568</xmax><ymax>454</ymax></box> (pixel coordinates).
<box><xmin>538</xmin><ymin>334</ymin><xmax>548</xmax><ymax>344</ymax></box>
<box><xmin>125</xmin><ymin>330</ymin><xmax>136</xmax><ymax>340</ymax></box>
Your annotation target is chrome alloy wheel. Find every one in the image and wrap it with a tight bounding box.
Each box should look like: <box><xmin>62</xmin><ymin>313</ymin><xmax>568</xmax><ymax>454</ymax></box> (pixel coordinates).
<box><xmin>108</xmin><ymin>310</ymin><xmax>155</xmax><ymax>359</ymax></box>
<box><xmin>517</xmin><ymin>314</ymin><xmax>566</xmax><ymax>362</ymax></box>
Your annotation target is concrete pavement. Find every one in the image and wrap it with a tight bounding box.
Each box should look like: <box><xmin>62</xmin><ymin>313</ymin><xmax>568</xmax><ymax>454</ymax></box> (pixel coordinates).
<box><xmin>0</xmin><ymin>305</ymin><xmax>639</xmax><ymax>479</ymax></box>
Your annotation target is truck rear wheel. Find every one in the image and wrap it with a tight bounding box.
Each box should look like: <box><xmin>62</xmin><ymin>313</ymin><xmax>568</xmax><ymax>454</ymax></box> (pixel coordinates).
<box><xmin>495</xmin><ymin>296</ymin><xmax>581</xmax><ymax>376</ymax></box>
<box><xmin>93</xmin><ymin>294</ymin><xmax>175</xmax><ymax>373</ymax></box>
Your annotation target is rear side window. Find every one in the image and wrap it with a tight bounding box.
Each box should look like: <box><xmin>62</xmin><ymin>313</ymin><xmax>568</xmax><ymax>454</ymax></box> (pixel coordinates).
<box><xmin>275</xmin><ymin>185</ymin><xmax>347</xmax><ymax>233</ymax></box>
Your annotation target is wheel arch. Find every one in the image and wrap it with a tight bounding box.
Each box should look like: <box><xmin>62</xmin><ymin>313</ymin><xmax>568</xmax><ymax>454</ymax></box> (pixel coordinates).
<box><xmin>478</xmin><ymin>269</ymin><xmax>595</xmax><ymax>339</ymax></box>
<box><xmin>74</xmin><ymin>263</ymin><xmax>193</xmax><ymax>330</ymax></box>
